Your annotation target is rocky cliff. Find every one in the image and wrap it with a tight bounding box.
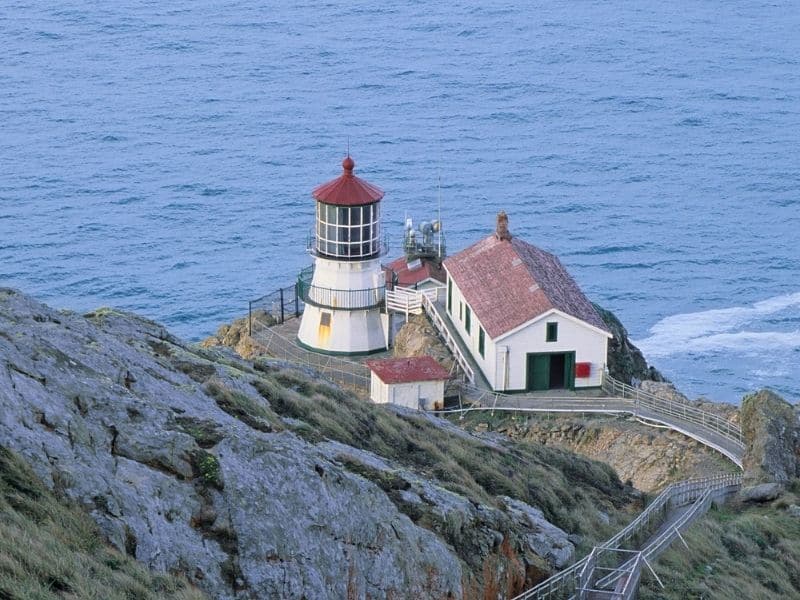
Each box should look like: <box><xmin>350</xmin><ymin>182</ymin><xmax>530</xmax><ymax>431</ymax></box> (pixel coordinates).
<box><xmin>460</xmin><ymin>414</ymin><xmax>737</xmax><ymax>494</ymax></box>
<box><xmin>740</xmin><ymin>389</ymin><xmax>800</xmax><ymax>484</ymax></box>
<box><xmin>0</xmin><ymin>289</ymin><xmax>634</xmax><ymax>599</ymax></box>
<box><xmin>591</xmin><ymin>303</ymin><xmax>665</xmax><ymax>385</ymax></box>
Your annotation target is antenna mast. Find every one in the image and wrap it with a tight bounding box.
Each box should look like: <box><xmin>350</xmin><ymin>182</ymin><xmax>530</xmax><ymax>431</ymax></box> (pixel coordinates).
<box><xmin>437</xmin><ymin>171</ymin><xmax>443</xmax><ymax>260</ymax></box>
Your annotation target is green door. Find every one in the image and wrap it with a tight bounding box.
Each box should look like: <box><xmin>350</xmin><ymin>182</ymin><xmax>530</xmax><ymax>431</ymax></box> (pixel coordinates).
<box><xmin>527</xmin><ymin>352</ymin><xmax>576</xmax><ymax>391</ymax></box>
<box><xmin>564</xmin><ymin>352</ymin><xmax>576</xmax><ymax>390</ymax></box>
<box><xmin>527</xmin><ymin>354</ymin><xmax>550</xmax><ymax>391</ymax></box>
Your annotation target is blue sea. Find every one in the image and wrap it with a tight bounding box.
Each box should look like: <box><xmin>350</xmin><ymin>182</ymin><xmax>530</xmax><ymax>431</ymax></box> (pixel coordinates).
<box><xmin>1</xmin><ymin>2</ymin><xmax>798</xmax><ymax>404</ymax></box>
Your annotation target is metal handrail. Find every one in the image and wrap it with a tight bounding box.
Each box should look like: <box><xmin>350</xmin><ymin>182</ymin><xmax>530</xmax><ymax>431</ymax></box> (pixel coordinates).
<box><xmin>512</xmin><ymin>473</ymin><xmax>742</xmax><ymax>600</ymax></box>
<box><xmin>419</xmin><ymin>289</ymin><xmax>475</xmax><ymax>383</ymax></box>
<box><xmin>296</xmin><ymin>279</ymin><xmax>386</xmax><ymax>311</ymax></box>
<box><xmin>601</xmin><ymin>375</ymin><xmax>743</xmax><ymax>445</ymax></box>
<box><xmin>249</xmin><ymin>317</ymin><xmax>371</xmax><ymax>392</ymax></box>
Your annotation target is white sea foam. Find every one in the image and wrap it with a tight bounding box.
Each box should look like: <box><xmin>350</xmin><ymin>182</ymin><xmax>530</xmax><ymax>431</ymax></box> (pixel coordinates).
<box><xmin>635</xmin><ymin>292</ymin><xmax>800</xmax><ymax>358</ymax></box>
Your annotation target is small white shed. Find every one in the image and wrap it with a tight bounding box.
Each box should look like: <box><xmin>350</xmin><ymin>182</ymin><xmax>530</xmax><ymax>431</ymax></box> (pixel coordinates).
<box><xmin>365</xmin><ymin>356</ymin><xmax>450</xmax><ymax>410</ymax></box>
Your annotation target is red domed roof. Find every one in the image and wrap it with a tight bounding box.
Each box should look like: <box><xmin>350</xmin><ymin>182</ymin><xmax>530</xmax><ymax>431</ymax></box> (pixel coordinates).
<box><xmin>312</xmin><ymin>156</ymin><xmax>384</xmax><ymax>206</ymax></box>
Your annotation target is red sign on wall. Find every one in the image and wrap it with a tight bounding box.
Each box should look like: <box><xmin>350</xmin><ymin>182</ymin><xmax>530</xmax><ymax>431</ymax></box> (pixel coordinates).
<box><xmin>575</xmin><ymin>362</ymin><xmax>591</xmax><ymax>378</ymax></box>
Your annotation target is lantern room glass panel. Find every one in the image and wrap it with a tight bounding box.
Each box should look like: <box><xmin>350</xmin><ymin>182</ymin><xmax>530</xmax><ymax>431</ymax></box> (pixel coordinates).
<box><xmin>315</xmin><ymin>202</ymin><xmax>380</xmax><ymax>259</ymax></box>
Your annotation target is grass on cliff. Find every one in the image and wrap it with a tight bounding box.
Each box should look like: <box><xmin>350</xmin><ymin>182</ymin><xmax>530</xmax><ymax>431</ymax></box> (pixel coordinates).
<box><xmin>251</xmin><ymin>369</ymin><xmax>633</xmax><ymax>542</ymax></box>
<box><xmin>0</xmin><ymin>447</ymin><xmax>205</xmax><ymax>600</ymax></box>
<box><xmin>639</xmin><ymin>490</ymin><xmax>800</xmax><ymax>600</ymax></box>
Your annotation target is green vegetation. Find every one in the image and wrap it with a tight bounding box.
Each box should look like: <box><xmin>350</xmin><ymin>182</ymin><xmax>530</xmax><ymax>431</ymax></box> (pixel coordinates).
<box><xmin>205</xmin><ymin>380</ymin><xmax>283</xmax><ymax>433</ymax></box>
<box><xmin>173</xmin><ymin>415</ymin><xmax>225</xmax><ymax>449</ymax></box>
<box><xmin>0</xmin><ymin>447</ymin><xmax>205</xmax><ymax>600</ymax></box>
<box><xmin>639</xmin><ymin>492</ymin><xmax>800</xmax><ymax>600</ymax></box>
<box><xmin>252</xmin><ymin>369</ymin><xmax>633</xmax><ymax>544</ymax></box>
<box><xmin>192</xmin><ymin>451</ymin><xmax>223</xmax><ymax>490</ymax></box>
<box><xmin>173</xmin><ymin>359</ymin><xmax>217</xmax><ymax>383</ymax></box>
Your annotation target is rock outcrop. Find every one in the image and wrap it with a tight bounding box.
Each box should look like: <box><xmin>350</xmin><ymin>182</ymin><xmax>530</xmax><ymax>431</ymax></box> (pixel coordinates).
<box><xmin>592</xmin><ymin>304</ymin><xmax>665</xmax><ymax>385</ymax></box>
<box><xmin>0</xmin><ymin>289</ymin><xmax>631</xmax><ymax>599</ymax></box>
<box><xmin>392</xmin><ymin>313</ymin><xmax>455</xmax><ymax>371</ymax></box>
<box><xmin>740</xmin><ymin>389</ymin><xmax>800</xmax><ymax>484</ymax></box>
<box><xmin>201</xmin><ymin>310</ymin><xmax>272</xmax><ymax>360</ymax></box>
<box><xmin>471</xmin><ymin>416</ymin><xmax>735</xmax><ymax>493</ymax></box>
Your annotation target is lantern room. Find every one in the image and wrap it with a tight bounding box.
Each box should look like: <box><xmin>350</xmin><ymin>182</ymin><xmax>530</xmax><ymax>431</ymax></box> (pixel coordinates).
<box><xmin>311</xmin><ymin>155</ymin><xmax>383</xmax><ymax>260</ymax></box>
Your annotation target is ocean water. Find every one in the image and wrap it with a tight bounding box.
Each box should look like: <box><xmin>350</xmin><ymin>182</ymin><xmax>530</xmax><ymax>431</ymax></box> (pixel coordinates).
<box><xmin>1</xmin><ymin>1</ymin><xmax>798</xmax><ymax>404</ymax></box>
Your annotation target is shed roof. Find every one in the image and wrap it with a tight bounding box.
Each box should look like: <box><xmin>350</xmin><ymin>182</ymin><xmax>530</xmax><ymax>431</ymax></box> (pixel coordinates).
<box><xmin>443</xmin><ymin>234</ymin><xmax>609</xmax><ymax>339</ymax></box>
<box><xmin>312</xmin><ymin>156</ymin><xmax>384</xmax><ymax>206</ymax></box>
<box><xmin>384</xmin><ymin>256</ymin><xmax>446</xmax><ymax>288</ymax></box>
<box><xmin>365</xmin><ymin>356</ymin><xmax>450</xmax><ymax>384</ymax></box>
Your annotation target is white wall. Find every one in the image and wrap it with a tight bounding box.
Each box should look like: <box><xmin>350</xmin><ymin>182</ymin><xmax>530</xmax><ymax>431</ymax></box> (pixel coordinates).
<box><xmin>369</xmin><ymin>376</ymin><xmax>444</xmax><ymax>410</ymax></box>
<box><xmin>499</xmin><ymin>313</ymin><xmax>608</xmax><ymax>390</ymax></box>
<box><xmin>445</xmin><ymin>274</ymin><xmax>498</xmax><ymax>387</ymax></box>
<box><xmin>298</xmin><ymin>256</ymin><xmax>388</xmax><ymax>354</ymax></box>
<box><xmin>445</xmin><ymin>272</ymin><xmax>608</xmax><ymax>391</ymax></box>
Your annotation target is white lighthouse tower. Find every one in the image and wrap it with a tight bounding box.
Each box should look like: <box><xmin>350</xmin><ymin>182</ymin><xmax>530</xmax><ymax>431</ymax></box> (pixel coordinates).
<box><xmin>297</xmin><ymin>156</ymin><xmax>389</xmax><ymax>355</ymax></box>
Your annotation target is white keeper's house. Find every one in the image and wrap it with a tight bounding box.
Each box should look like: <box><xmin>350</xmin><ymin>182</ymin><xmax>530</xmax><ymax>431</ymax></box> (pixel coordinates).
<box><xmin>443</xmin><ymin>212</ymin><xmax>611</xmax><ymax>392</ymax></box>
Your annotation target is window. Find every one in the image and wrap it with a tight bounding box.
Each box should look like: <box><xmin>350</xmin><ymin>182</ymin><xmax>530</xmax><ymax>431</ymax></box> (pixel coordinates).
<box><xmin>320</xmin><ymin>312</ymin><xmax>331</xmax><ymax>327</ymax></box>
<box><xmin>316</xmin><ymin>202</ymin><xmax>380</xmax><ymax>259</ymax></box>
<box><xmin>465</xmin><ymin>305</ymin><xmax>471</xmax><ymax>334</ymax></box>
<box><xmin>459</xmin><ymin>302</ymin><xmax>463</xmax><ymax>321</ymax></box>
<box><xmin>546</xmin><ymin>322</ymin><xmax>558</xmax><ymax>342</ymax></box>
<box><xmin>478</xmin><ymin>327</ymin><xmax>485</xmax><ymax>357</ymax></box>
<box><xmin>447</xmin><ymin>279</ymin><xmax>452</xmax><ymax>313</ymax></box>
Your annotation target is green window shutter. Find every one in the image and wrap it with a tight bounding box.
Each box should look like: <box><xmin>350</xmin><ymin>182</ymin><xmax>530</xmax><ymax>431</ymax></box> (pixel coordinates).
<box><xmin>478</xmin><ymin>327</ymin><xmax>485</xmax><ymax>357</ymax></box>
<box><xmin>546</xmin><ymin>322</ymin><xmax>558</xmax><ymax>342</ymax></box>
<box><xmin>465</xmin><ymin>305</ymin><xmax>471</xmax><ymax>334</ymax></box>
<box><xmin>447</xmin><ymin>279</ymin><xmax>452</xmax><ymax>313</ymax></box>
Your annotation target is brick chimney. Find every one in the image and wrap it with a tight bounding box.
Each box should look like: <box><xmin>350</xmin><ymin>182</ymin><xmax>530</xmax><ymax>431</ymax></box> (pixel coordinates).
<box><xmin>495</xmin><ymin>211</ymin><xmax>512</xmax><ymax>241</ymax></box>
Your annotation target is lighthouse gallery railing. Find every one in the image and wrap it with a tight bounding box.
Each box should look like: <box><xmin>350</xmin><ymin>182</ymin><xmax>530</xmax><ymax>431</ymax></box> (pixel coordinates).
<box><xmin>296</xmin><ymin>266</ymin><xmax>385</xmax><ymax>311</ymax></box>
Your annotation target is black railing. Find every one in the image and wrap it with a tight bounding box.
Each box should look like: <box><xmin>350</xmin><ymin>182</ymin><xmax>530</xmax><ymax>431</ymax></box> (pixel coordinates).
<box><xmin>248</xmin><ymin>284</ymin><xmax>304</xmax><ymax>334</ymax></box>
<box><xmin>296</xmin><ymin>278</ymin><xmax>385</xmax><ymax>311</ymax></box>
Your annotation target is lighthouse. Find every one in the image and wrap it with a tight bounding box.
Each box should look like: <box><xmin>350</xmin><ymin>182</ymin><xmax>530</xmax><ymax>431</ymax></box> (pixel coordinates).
<box><xmin>297</xmin><ymin>156</ymin><xmax>389</xmax><ymax>355</ymax></box>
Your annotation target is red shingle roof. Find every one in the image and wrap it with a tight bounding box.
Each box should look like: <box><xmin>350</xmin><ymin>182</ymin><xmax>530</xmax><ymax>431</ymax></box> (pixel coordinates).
<box><xmin>365</xmin><ymin>356</ymin><xmax>450</xmax><ymax>384</ymax></box>
<box><xmin>312</xmin><ymin>156</ymin><xmax>384</xmax><ymax>206</ymax></box>
<box><xmin>384</xmin><ymin>256</ymin><xmax>446</xmax><ymax>288</ymax></box>
<box><xmin>443</xmin><ymin>235</ymin><xmax>609</xmax><ymax>339</ymax></box>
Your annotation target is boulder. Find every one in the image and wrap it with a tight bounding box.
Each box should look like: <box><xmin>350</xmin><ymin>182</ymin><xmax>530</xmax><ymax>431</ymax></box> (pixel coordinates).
<box><xmin>738</xmin><ymin>482</ymin><xmax>783</xmax><ymax>503</ymax></box>
<box><xmin>740</xmin><ymin>389</ymin><xmax>800</xmax><ymax>484</ymax></box>
<box><xmin>392</xmin><ymin>313</ymin><xmax>454</xmax><ymax>371</ymax></box>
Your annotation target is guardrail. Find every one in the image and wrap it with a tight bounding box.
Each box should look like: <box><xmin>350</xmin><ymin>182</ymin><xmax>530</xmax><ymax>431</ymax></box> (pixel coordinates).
<box><xmin>602</xmin><ymin>375</ymin><xmax>743</xmax><ymax>447</ymax></box>
<box><xmin>419</xmin><ymin>287</ymin><xmax>476</xmax><ymax>384</ymax></box>
<box><xmin>296</xmin><ymin>279</ymin><xmax>385</xmax><ymax>311</ymax></box>
<box><xmin>386</xmin><ymin>287</ymin><xmax>423</xmax><ymax>318</ymax></box>
<box><xmin>438</xmin><ymin>375</ymin><xmax>744</xmax><ymax>467</ymax></box>
<box><xmin>512</xmin><ymin>473</ymin><xmax>742</xmax><ymax>600</ymax></box>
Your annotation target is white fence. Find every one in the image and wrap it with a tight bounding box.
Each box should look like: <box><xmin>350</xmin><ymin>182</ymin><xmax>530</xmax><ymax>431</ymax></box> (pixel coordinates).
<box><xmin>385</xmin><ymin>287</ymin><xmax>423</xmax><ymax>318</ymax></box>
<box><xmin>418</xmin><ymin>287</ymin><xmax>476</xmax><ymax>384</ymax></box>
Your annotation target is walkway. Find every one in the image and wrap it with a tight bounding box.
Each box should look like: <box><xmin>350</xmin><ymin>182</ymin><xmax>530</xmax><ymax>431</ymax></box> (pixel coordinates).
<box><xmin>422</xmin><ymin>292</ymin><xmax>491</xmax><ymax>389</ymax></box>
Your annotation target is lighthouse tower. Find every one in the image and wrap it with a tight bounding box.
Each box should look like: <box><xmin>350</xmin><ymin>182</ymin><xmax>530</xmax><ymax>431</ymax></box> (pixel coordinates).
<box><xmin>297</xmin><ymin>156</ymin><xmax>388</xmax><ymax>355</ymax></box>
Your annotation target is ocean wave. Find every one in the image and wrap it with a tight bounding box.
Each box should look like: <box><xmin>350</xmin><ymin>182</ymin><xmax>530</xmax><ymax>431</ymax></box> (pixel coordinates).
<box><xmin>635</xmin><ymin>291</ymin><xmax>800</xmax><ymax>358</ymax></box>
